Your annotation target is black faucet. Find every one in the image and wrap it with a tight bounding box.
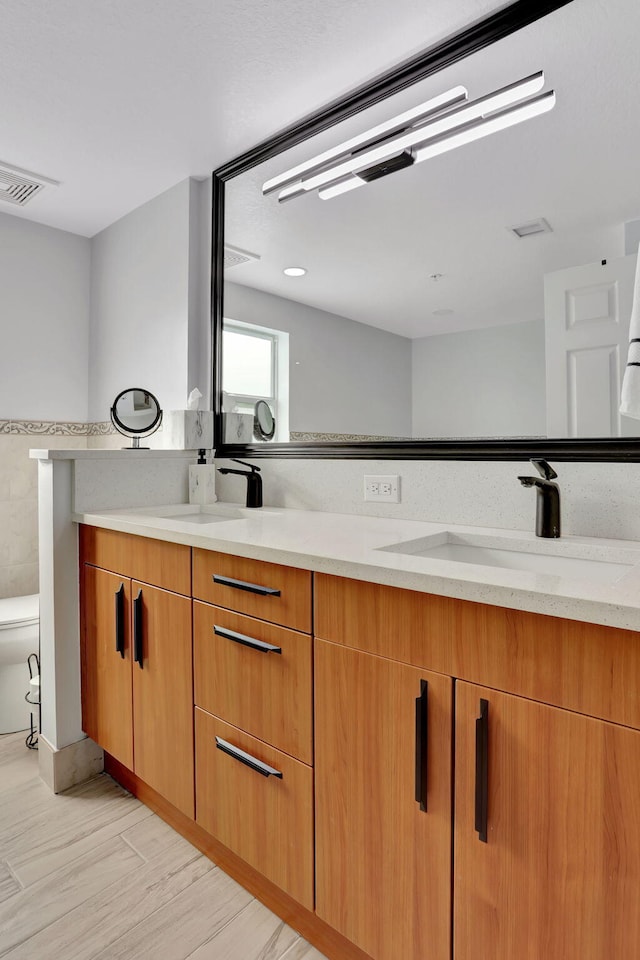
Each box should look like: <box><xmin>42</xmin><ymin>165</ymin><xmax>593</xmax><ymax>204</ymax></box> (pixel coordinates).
<box><xmin>518</xmin><ymin>459</ymin><xmax>560</xmax><ymax>538</ymax></box>
<box><xmin>217</xmin><ymin>459</ymin><xmax>263</xmax><ymax>508</ymax></box>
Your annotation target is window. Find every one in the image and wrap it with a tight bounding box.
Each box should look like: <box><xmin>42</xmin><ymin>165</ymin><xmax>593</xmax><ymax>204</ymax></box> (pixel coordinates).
<box><xmin>222</xmin><ymin>319</ymin><xmax>289</xmax><ymax>440</ymax></box>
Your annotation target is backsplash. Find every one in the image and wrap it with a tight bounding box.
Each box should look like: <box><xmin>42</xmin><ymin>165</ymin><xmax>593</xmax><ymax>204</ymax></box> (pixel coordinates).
<box><xmin>214</xmin><ymin>457</ymin><xmax>640</xmax><ymax>542</ymax></box>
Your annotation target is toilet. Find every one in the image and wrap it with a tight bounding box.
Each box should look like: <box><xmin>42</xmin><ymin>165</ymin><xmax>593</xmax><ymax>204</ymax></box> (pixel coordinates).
<box><xmin>0</xmin><ymin>595</ymin><xmax>39</xmax><ymax>734</ymax></box>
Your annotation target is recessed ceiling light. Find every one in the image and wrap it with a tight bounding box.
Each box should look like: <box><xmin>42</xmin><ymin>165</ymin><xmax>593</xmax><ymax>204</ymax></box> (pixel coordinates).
<box><xmin>283</xmin><ymin>267</ymin><xmax>307</xmax><ymax>277</ymax></box>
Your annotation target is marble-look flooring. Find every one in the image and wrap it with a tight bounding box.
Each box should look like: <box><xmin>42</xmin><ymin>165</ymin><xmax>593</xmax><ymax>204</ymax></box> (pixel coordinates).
<box><xmin>0</xmin><ymin>732</ymin><xmax>327</xmax><ymax>960</ymax></box>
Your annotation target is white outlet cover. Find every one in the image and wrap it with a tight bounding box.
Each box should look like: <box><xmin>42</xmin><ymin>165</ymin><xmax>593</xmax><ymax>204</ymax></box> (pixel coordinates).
<box><xmin>364</xmin><ymin>474</ymin><xmax>400</xmax><ymax>502</ymax></box>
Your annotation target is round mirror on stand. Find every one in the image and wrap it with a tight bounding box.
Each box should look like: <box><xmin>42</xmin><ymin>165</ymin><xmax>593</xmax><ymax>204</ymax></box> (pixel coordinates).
<box><xmin>110</xmin><ymin>388</ymin><xmax>163</xmax><ymax>449</ymax></box>
<box><xmin>254</xmin><ymin>400</ymin><xmax>276</xmax><ymax>441</ymax></box>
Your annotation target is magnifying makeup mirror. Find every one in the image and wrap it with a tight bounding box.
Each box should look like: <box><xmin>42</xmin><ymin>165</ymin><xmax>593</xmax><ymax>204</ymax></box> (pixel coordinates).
<box><xmin>110</xmin><ymin>388</ymin><xmax>163</xmax><ymax>449</ymax></box>
<box><xmin>253</xmin><ymin>400</ymin><xmax>276</xmax><ymax>441</ymax></box>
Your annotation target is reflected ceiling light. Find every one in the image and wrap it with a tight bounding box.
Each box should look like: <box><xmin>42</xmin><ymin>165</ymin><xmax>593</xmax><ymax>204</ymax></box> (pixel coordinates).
<box><xmin>283</xmin><ymin>266</ymin><xmax>307</xmax><ymax>276</ymax></box>
<box><xmin>266</xmin><ymin>72</ymin><xmax>553</xmax><ymax>202</ymax></box>
<box><xmin>262</xmin><ymin>85</ymin><xmax>468</xmax><ymax>196</ymax></box>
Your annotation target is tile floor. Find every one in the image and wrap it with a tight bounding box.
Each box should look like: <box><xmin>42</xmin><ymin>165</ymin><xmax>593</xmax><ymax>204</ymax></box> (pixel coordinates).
<box><xmin>0</xmin><ymin>731</ymin><xmax>327</xmax><ymax>960</ymax></box>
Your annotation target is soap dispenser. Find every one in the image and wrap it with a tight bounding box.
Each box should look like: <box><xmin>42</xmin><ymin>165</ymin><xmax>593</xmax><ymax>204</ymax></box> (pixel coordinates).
<box><xmin>189</xmin><ymin>450</ymin><xmax>217</xmax><ymax>505</ymax></box>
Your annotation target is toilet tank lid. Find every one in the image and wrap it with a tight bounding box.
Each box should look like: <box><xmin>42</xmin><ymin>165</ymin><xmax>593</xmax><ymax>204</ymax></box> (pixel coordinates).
<box><xmin>0</xmin><ymin>594</ymin><xmax>39</xmax><ymax>628</ymax></box>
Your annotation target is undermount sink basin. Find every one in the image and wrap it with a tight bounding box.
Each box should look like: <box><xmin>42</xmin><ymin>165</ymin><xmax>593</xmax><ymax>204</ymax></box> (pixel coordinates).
<box><xmin>377</xmin><ymin>531</ymin><xmax>636</xmax><ymax>584</ymax></box>
<box><xmin>156</xmin><ymin>512</ymin><xmax>239</xmax><ymax>525</ymax></box>
<box><xmin>129</xmin><ymin>504</ymin><xmax>245</xmax><ymax>524</ymax></box>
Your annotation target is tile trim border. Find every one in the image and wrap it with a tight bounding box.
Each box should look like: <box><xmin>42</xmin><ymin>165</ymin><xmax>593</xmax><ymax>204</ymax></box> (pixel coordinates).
<box><xmin>1</xmin><ymin>420</ymin><xmax>117</xmax><ymax>436</ymax></box>
<box><xmin>289</xmin><ymin>431</ymin><xmax>409</xmax><ymax>442</ymax></box>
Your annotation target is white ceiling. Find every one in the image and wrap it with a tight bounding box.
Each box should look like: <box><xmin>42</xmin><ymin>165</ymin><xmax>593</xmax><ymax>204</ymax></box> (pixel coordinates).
<box><xmin>0</xmin><ymin>0</ymin><xmax>506</xmax><ymax>237</ymax></box>
<box><xmin>224</xmin><ymin>0</ymin><xmax>640</xmax><ymax>338</ymax></box>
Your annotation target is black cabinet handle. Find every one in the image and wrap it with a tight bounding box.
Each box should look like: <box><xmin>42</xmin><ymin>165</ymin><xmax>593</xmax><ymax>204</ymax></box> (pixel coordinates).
<box><xmin>115</xmin><ymin>583</ymin><xmax>125</xmax><ymax>658</ymax></box>
<box><xmin>415</xmin><ymin>680</ymin><xmax>428</xmax><ymax>811</ymax></box>
<box><xmin>213</xmin><ymin>624</ymin><xmax>282</xmax><ymax>654</ymax></box>
<box><xmin>212</xmin><ymin>574</ymin><xmax>281</xmax><ymax>597</ymax></box>
<box><xmin>475</xmin><ymin>698</ymin><xmax>489</xmax><ymax>843</ymax></box>
<box><xmin>215</xmin><ymin>736</ymin><xmax>283</xmax><ymax>779</ymax></box>
<box><xmin>133</xmin><ymin>589</ymin><xmax>143</xmax><ymax>669</ymax></box>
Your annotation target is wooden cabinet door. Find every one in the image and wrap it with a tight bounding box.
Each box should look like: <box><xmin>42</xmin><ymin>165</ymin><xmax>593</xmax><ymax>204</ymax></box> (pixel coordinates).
<box><xmin>315</xmin><ymin>639</ymin><xmax>453</xmax><ymax>960</ymax></box>
<box><xmin>131</xmin><ymin>581</ymin><xmax>194</xmax><ymax>819</ymax></box>
<box><xmin>81</xmin><ymin>565</ymin><xmax>133</xmax><ymax>769</ymax></box>
<box><xmin>455</xmin><ymin>682</ymin><xmax>640</xmax><ymax>960</ymax></box>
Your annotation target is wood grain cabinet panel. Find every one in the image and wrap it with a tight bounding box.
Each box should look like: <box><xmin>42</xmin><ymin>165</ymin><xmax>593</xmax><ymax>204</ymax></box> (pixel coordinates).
<box><xmin>315</xmin><ymin>573</ymin><xmax>640</xmax><ymax>730</ymax></box>
<box><xmin>82</xmin><ymin>554</ymin><xmax>195</xmax><ymax>819</ymax></box>
<box><xmin>80</xmin><ymin>525</ymin><xmax>191</xmax><ymax>596</ymax></box>
<box><xmin>315</xmin><ymin>639</ymin><xmax>453</xmax><ymax>960</ymax></box>
<box><xmin>80</xmin><ymin>565</ymin><xmax>133</xmax><ymax>769</ymax></box>
<box><xmin>195</xmin><ymin>708</ymin><xmax>314</xmax><ymax>910</ymax></box>
<box><xmin>454</xmin><ymin>681</ymin><xmax>640</xmax><ymax>960</ymax></box>
<box><xmin>193</xmin><ymin>602</ymin><xmax>313</xmax><ymax>763</ymax></box>
<box><xmin>192</xmin><ymin>549</ymin><xmax>311</xmax><ymax>632</ymax></box>
<box><xmin>132</xmin><ymin>581</ymin><xmax>194</xmax><ymax>819</ymax></box>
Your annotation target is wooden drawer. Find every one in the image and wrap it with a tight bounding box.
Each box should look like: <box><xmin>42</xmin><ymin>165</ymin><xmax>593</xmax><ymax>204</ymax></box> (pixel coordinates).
<box><xmin>194</xmin><ymin>602</ymin><xmax>313</xmax><ymax>763</ymax></box>
<box><xmin>192</xmin><ymin>549</ymin><xmax>311</xmax><ymax>632</ymax></box>
<box><xmin>80</xmin><ymin>525</ymin><xmax>191</xmax><ymax>596</ymax></box>
<box><xmin>195</xmin><ymin>708</ymin><xmax>314</xmax><ymax>909</ymax></box>
<box><xmin>315</xmin><ymin>573</ymin><xmax>640</xmax><ymax>731</ymax></box>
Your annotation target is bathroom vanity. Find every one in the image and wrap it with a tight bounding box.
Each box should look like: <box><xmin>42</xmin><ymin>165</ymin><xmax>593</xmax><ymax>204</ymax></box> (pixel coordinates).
<box><xmin>76</xmin><ymin>504</ymin><xmax>640</xmax><ymax>960</ymax></box>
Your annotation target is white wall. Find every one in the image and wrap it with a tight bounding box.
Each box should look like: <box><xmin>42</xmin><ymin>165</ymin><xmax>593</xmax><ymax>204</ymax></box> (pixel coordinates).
<box><xmin>0</xmin><ymin>211</ymin><xmax>90</xmax><ymax>421</ymax></box>
<box><xmin>412</xmin><ymin>319</ymin><xmax>546</xmax><ymax>438</ymax></box>
<box><xmin>89</xmin><ymin>179</ymin><xmax>209</xmax><ymax>421</ymax></box>
<box><xmin>224</xmin><ymin>282</ymin><xmax>412</xmax><ymax>437</ymax></box>
<box><xmin>188</xmin><ymin>179</ymin><xmax>212</xmax><ymax>411</ymax></box>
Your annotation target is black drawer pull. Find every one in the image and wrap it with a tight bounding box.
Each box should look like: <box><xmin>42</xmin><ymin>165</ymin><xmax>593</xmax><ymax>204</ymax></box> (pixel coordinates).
<box><xmin>415</xmin><ymin>679</ymin><xmax>428</xmax><ymax>812</ymax></box>
<box><xmin>475</xmin><ymin>698</ymin><xmax>489</xmax><ymax>843</ymax></box>
<box><xmin>215</xmin><ymin>736</ymin><xmax>283</xmax><ymax>779</ymax></box>
<box><xmin>133</xmin><ymin>589</ymin><xmax>144</xmax><ymax>669</ymax></box>
<box><xmin>115</xmin><ymin>583</ymin><xmax>125</xmax><ymax>658</ymax></box>
<box><xmin>213</xmin><ymin>624</ymin><xmax>282</xmax><ymax>654</ymax></box>
<box><xmin>212</xmin><ymin>574</ymin><xmax>281</xmax><ymax>597</ymax></box>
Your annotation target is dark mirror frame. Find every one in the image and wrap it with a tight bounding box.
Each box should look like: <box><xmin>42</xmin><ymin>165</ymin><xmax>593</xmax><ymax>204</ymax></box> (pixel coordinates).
<box><xmin>212</xmin><ymin>0</ymin><xmax>640</xmax><ymax>462</ymax></box>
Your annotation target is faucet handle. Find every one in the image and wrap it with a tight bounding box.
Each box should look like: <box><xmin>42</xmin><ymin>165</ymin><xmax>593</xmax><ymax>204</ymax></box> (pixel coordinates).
<box><xmin>230</xmin><ymin>459</ymin><xmax>261</xmax><ymax>474</ymax></box>
<box><xmin>530</xmin><ymin>458</ymin><xmax>557</xmax><ymax>481</ymax></box>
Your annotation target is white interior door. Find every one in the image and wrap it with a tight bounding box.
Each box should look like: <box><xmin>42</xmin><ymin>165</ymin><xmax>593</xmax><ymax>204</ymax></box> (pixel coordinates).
<box><xmin>544</xmin><ymin>255</ymin><xmax>637</xmax><ymax>437</ymax></box>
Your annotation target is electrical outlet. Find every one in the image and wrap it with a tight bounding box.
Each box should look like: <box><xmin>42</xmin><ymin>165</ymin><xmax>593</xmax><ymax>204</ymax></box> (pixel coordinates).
<box><xmin>364</xmin><ymin>475</ymin><xmax>400</xmax><ymax>502</ymax></box>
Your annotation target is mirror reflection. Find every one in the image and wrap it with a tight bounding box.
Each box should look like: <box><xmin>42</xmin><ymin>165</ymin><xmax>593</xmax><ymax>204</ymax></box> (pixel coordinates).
<box><xmin>222</xmin><ymin>0</ymin><xmax>640</xmax><ymax>443</ymax></box>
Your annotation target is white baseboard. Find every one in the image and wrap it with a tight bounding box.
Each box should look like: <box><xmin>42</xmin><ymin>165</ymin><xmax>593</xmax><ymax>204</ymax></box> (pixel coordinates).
<box><xmin>39</xmin><ymin>735</ymin><xmax>104</xmax><ymax>793</ymax></box>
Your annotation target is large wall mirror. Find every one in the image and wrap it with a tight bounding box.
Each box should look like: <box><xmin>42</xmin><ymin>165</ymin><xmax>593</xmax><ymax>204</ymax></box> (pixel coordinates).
<box><xmin>213</xmin><ymin>0</ymin><xmax>640</xmax><ymax>460</ymax></box>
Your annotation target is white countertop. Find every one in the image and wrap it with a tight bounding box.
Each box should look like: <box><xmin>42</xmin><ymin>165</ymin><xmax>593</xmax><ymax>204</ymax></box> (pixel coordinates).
<box><xmin>30</xmin><ymin>449</ymin><xmax>193</xmax><ymax>460</ymax></box>
<box><xmin>73</xmin><ymin>503</ymin><xmax>640</xmax><ymax>632</ymax></box>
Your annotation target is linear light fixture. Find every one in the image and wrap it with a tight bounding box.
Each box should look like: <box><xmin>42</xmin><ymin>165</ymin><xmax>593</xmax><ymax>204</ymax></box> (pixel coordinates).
<box><xmin>265</xmin><ymin>71</ymin><xmax>553</xmax><ymax>202</ymax></box>
<box><xmin>412</xmin><ymin>91</ymin><xmax>555</xmax><ymax>163</ymax></box>
<box><xmin>262</xmin><ymin>85</ymin><xmax>469</xmax><ymax>197</ymax></box>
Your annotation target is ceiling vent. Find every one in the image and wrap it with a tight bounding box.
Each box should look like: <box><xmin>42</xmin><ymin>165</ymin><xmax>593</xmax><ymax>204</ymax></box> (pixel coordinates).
<box><xmin>224</xmin><ymin>244</ymin><xmax>261</xmax><ymax>269</ymax></box>
<box><xmin>508</xmin><ymin>217</ymin><xmax>553</xmax><ymax>239</ymax></box>
<box><xmin>0</xmin><ymin>162</ymin><xmax>60</xmax><ymax>207</ymax></box>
